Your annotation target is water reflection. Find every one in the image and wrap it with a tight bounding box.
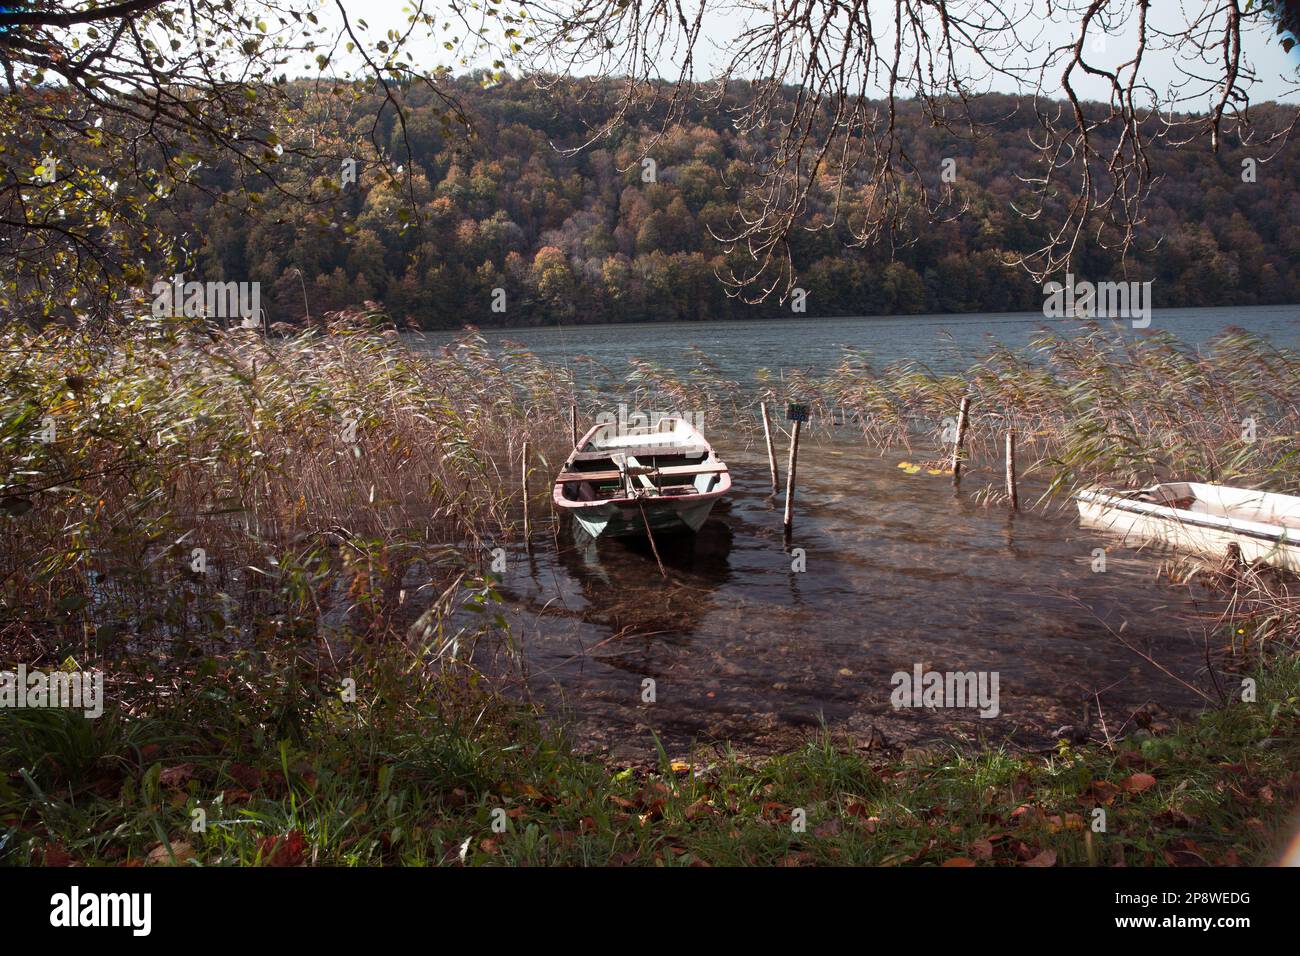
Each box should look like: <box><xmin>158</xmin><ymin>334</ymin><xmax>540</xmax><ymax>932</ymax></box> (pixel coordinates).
<box><xmin>553</xmin><ymin>517</ymin><xmax>736</xmax><ymax>634</ymax></box>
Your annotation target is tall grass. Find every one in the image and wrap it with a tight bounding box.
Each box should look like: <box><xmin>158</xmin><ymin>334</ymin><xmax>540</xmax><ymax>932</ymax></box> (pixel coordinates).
<box><xmin>785</xmin><ymin>325</ymin><xmax>1300</xmax><ymax>499</ymax></box>
<box><xmin>7</xmin><ymin>317</ymin><xmax>1298</xmax><ymax>673</ymax></box>
<box><xmin>0</xmin><ymin>310</ymin><xmax>574</xmax><ymax>672</ymax></box>
<box><xmin>618</xmin><ymin>324</ymin><xmax>1300</xmax><ymax>502</ymax></box>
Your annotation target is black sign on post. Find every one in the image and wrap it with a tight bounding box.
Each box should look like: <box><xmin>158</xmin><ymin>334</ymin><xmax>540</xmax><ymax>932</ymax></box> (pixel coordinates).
<box><xmin>787</xmin><ymin>403</ymin><xmax>809</xmax><ymax>423</ymax></box>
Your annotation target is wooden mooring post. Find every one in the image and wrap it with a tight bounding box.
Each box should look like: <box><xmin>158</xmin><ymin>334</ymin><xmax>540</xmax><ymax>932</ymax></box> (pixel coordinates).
<box><xmin>570</xmin><ymin>403</ymin><xmax>578</xmax><ymax>448</ymax></box>
<box><xmin>760</xmin><ymin>401</ymin><xmax>779</xmax><ymax>493</ymax></box>
<box><xmin>1005</xmin><ymin>429</ymin><xmax>1019</xmax><ymax>510</ymax></box>
<box><xmin>950</xmin><ymin>395</ymin><xmax>972</xmax><ymax>485</ymax></box>
<box><xmin>783</xmin><ymin>403</ymin><xmax>808</xmax><ymax>540</ymax></box>
<box><xmin>521</xmin><ymin>440</ymin><xmax>531</xmax><ymax>546</ymax></box>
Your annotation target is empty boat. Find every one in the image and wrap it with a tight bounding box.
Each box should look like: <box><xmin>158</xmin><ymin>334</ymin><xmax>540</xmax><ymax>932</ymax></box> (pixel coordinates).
<box><xmin>1076</xmin><ymin>482</ymin><xmax>1300</xmax><ymax>571</ymax></box>
<box><xmin>553</xmin><ymin>416</ymin><xmax>731</xmax><ymax>539</ymax></box>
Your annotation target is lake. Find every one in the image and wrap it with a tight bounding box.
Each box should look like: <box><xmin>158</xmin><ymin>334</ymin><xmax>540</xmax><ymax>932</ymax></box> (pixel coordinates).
<box><xmin>418</xmin><ymin>304</ymin><xmax>1300</xmax><ymax>382</ymax></box>
<box><xmin>420</xmin><ymin>307</ymin><xmax>1294</xmax><ymax>761</ymax></box>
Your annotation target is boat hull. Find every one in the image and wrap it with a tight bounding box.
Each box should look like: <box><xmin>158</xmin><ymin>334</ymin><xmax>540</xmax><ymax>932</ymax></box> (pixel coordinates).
<box><xmin>1076</xmin><ymin>484</ymin><xmax>1300</xmax><ymax>571</ymax></box>
<box><xmin>571</xmin><ymin>495</ymin><xmax>720</xmax><ymax>539</ymax></box>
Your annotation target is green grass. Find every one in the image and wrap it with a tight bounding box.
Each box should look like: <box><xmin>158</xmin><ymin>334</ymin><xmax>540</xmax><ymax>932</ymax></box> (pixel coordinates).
<box><xmin>3</xmin><ymin>652</ymin><xmax>1297</xmax><ymax>867</ymax></box>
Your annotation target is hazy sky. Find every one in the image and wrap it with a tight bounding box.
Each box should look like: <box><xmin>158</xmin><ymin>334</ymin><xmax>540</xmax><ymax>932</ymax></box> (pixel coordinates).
<box><xmin>310</xmin><ymin>0</ymin><xmax>1300</xmax><ymax>106</ymax></box>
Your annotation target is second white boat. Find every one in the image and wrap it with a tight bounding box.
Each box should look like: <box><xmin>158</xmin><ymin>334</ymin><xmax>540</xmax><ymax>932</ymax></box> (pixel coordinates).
<box><xmin>1076</xmin><ymin>481</ymin><xmax>1300</xmax><ymax>571</ymax></box>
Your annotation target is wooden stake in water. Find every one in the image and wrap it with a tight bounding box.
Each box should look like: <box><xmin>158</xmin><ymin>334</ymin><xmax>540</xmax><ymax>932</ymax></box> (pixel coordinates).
<box><xmin>521</xmin><ymin>440</ymin><xmax>531</xmax><ymax>546</ymax></box>
<box><xmin>950</xmin><ymin>395</ymin><xmax>972</xmax><ymax>485</ymax></box>
<box><xmin>761</xmin><ymin>401</ymin><xmax>779</xmax><ymax>493</ymax></box>
<box><xmin>570</xmin><ymin>403</ymin><xmax>578</xmax><ymax>449</ymax></box>
<box><xmin>1005</xmin><ymin>429</ymin><xmax>1019</xmax><ymax>510</ymax></box>
<box><xmin>783</xmin><ymin>403</ymin><xmax>808</xmax><ymax>539</ymax></box>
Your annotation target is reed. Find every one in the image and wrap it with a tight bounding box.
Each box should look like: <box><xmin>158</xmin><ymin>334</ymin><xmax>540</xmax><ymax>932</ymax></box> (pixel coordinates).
<box><xmin>0</xmin><ymin>311</ymin><xmax>574</xmax><ymax>666</ymax></box>
<box><xmin>723</xmin><ymin>326</ymin><xmax>1300</xmax><ymax>502</ymax></box>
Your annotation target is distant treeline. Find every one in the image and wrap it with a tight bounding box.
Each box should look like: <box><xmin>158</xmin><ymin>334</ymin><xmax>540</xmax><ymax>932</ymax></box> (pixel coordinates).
<box><xmin>174</xmin><ymin>77</ymin><xmax>1300</xmax><ymax>328</ymax></box>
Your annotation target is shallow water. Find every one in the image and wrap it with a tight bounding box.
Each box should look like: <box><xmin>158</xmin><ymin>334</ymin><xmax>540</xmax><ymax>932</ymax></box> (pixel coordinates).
<box><xmin>426</xmin><ymin>309</ymin><xmax>1289</xmax><ymax>759</ymax></box>
<box><xmin>472</xmin><ymin>432</ymin><xmax>1218</xmax><ymax>760</ymax></box>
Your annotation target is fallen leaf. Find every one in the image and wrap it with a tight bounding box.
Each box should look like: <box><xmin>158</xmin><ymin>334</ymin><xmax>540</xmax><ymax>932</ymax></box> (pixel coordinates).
<box><xmin>970</xmin><ymin>839</ymin><xmax>994</xmax><ymax>861</ymax></box>
<box><xmin>942</xmin><ymin>856</ymin><xmax>977</xmax><ymax>867</ymax></box>
<box><xmin>1047</xmin><ymin>813</ymin><xmax>1085</xmax><ymax>832</ymax></box>
<box><xmin>43</xmin><ymin>843</ymin><xmax>73</xmax><ymax>867</ymax></box>
<box><xmin>227</xmin><ymin>763</ymin><xmax>265</xmax><ymax>789</ymax></box>
<box><xmin>1120</xmin><ymin>772</ymin><xmax>1157</xmax><ymax>793</ymax></box>
<box><xmin>1010</xmin><ymin>804</ymin><xmax>1043</xmax><ymax>824</ymax></box>
<box><xmin>146</xmin><ymin>841</ymin><xmax>195</xmax><ymax>866</ymax></box>
<box><xmin>159</xmin><ymin>763</ymin><xmax>197</xmax><ymax>787</ymax></box>
<box><xmin>258</xmin><ymin>830</ymin><xmax>304</xmax><ymax>867</ymax></box>
<box><xmin>684</xmin><ymin>798</ymin><xmax>711</xmax><ymax>821</ymax></box>
<box><xmin>814</xmin><ymin>818</ymin><xmax>842</xmax><ymax>838</ymax></box>
<box><xmin>1164</xmin><ymin>848</ymin><xmax>1209</xmax><ymax>866</ymax></box>
<box><xmin>1023</xmin><ymin>849</ymin><xmax>1057</xmax><ymax>867</ymax></box>
<box><xmin>1086</xmin><ymin>780</ymin><xmax>1120</xmax><ymax>805</ymax></box>
<box><xmin>1155</xmin><ymin>807</ymin><xmax>1196</xmax><ymax>828</ymax></box>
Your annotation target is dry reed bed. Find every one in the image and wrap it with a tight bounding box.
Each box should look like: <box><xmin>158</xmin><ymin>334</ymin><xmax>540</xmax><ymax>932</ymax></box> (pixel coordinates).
<box><xmin>631</xmin><ymin>325</ymin><xmax>1299</xmax><ymax>500</ymax></box>
<box><xmin>0</xmin><ymin>312</ymin><xmax>574</xmax><ymax>663</ymax></box>
<box><xmin>4</xmin><ymin>317</ymin><xmax>1298</xmax><ymax>671</ymax></box>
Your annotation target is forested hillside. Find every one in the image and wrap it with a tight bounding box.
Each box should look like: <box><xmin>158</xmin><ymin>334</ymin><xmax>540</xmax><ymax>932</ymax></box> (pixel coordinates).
<box><xmin>180</xmin><ymin>76</ymin><xmax>1300</xmax><ymax>328</ymax></box>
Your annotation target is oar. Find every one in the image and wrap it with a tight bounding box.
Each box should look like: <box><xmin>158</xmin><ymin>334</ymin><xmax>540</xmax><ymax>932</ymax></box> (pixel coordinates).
<box><xmin>637</xmin><ymin>499</ymin><xmax>668</xmax><ymax>579</ymax></box>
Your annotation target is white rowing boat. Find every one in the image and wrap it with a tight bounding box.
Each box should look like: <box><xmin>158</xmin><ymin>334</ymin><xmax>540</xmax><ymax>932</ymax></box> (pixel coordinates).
<box><xmin>1075</xmin><ymin>482</ymin><xmax>1300</xmax><ymax>571</ymax></box>
<box><xmin>552</xmin><ymin>416</ymin><xmax>731</xmax><ymax>539</ymax></box>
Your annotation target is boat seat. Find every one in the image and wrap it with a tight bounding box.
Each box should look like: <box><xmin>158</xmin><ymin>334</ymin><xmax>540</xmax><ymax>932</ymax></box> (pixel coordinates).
<box><xmin>660</xmin><ymin>484</ymin><xmax>696</xmax><ymax>496</ymax></box>
<box><xmin>555</xmin><ymin>463</ymin><xmax>726</xmax><ymax>484</ymax></box>
<box><xmin>573</xmin><ymin>444</ymin><xmax>707</xmax><ymax>461</ymax></box>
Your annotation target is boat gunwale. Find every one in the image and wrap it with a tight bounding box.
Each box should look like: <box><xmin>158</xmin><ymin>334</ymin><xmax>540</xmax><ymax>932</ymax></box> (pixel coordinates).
<box><xmin>552</xmin><ymin>417</ymin><xmax>731</xmax><ymax>513</ymax></box>
<box><xmin>552</xmin><ymin>469</ymin><xmax>732</xmax><ymax>512</ymax></box>
<box><xmin>1075</xmin><ymin>486</ymin><xmax>1298</xmax><ymax>546</ymax></box>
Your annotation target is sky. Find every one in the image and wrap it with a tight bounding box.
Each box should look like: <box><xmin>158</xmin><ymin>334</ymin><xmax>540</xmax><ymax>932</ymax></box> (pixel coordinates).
<box><xmin>303</xmin><ymin>0</ymin><xmax>1300</xmax><ymax>107</ymax></box>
